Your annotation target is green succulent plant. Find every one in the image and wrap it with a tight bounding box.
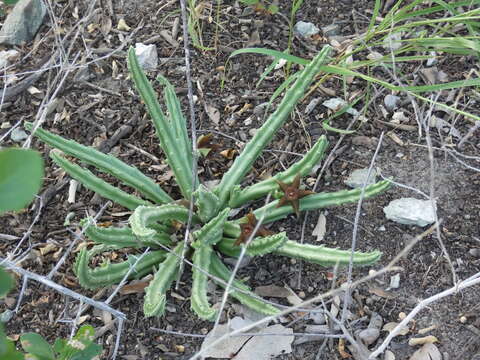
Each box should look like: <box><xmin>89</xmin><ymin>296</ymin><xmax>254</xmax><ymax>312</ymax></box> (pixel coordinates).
<box><xmin>26</xmin><ymin>45</ymin><xmax>391</xmax><ymax>320</ymax></box>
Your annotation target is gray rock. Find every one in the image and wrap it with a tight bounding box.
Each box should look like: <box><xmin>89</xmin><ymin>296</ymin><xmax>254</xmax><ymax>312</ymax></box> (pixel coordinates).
<box><xmin>384</xmin><ymin>94</ymin><xmax>400</xmax><ymax>111</ymax></box>
<box><xmin>293</xmin><ymin>21</ymin><xmax>319</xmax><ymax>37</ymax></box>
<box><xmin>344</xmin><ymin>168</ymin><xmax>377</xmax><ymax>189</ymax></box>
<box><xmin>134</xmin><ymin>43</ymin><xmax>158</xmax><ymax>71</ymax></box>
<box><xmin>383</xmin><ymin>198</ymin><xmax>436</xmax><ymax>227</ymax></box>
<box><xmin>308</xmin><ymin>312</ymin><xmax>326</xmax><ymax>325</ymax></box>
<box><xmin>368</xmin><ymin>312</ymin><xmax>383</xmax><ymax>330</ymax></box>
<box><xmin>469</xmin><ymin>248</ymin><xmax>480</xmax><ymax>258</ymax></box>
<box><xmin>321</xmin><ymin>24</ymin><xmax>340</xmax><ymax>37</ymax></box>
<box><xmin>0</xmin><ymin>49</ymin><xmax>19</xmax><ymax>68</ymax></box>
<box><xmin>10</xmin><ymin>127</ymin><xmax>28</xmax><ymax>142</ymax></box>
<box><xmin>389</xmin><ymin>273</ymin><xmax>401</xmax><ymax>289</ymax></box>
<box><xmin>358</xmin><ymin>327</ymin><xmax>380</xmax><ymax>345</ymax></box>
<box><xmin>0</xmin><ymin>310</ymin><xmax>13</xmax><ymax>323</ymax></box>
<box><xmin>0</xmin><ymin>0</ymin><xmax>47</xmax><ymax>45</ymax></box>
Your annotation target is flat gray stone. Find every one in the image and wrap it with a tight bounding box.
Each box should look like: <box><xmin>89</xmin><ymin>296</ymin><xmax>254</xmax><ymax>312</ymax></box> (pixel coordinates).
<box><xmin>344</xmin><ymin>168</ymin><xmax>377</xmax><ymax>189</ymax></box>
<box><xmin>293</xmin><ymin>21</ymin><xmax>319</xmax><ymax>37</ymax></box>
<box><xmin>0</xmin><ymin>0</ymin><xmax>46</xmax><ymax>45</ymax></box>
<box><xmin>383</xmin><ymin>198</ymin><xmax>436</xmax><ymax>227</ymax></box>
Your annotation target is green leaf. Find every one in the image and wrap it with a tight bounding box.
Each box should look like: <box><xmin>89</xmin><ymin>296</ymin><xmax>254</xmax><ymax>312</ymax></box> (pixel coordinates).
<box><xmin>0</xmin><ymin>267</ymin><xmax>13</xmax><ymax>298</ymax></box>
<box><xmin>56</xmin><ymin>325</ymin><xmax>102</xmax><ymax>360</ymax></box>
<box><xmin>20</xmin><ymin>333</ymin><xmax>55</xmax><ymax>360</ymax></box>
<box><xmin>0</xmin><ymin>148</ymin><xmax>44</xmax><ymax>213</ymax></box>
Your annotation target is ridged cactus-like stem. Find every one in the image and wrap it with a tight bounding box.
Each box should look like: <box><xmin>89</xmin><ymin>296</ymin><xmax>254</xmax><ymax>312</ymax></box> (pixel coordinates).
<box><xmin>192</xmin><ymin>208</ymin><xmax>230</xmax><ymax>248</ymax></box>
<box><xmin>209</xmin><ymin>253</ymin><xmax>280</xmax><ymax>316</ymax></box>
<box><xmin>193</xmin><ymin>185</ymin><xmax>221</xmax><ymax>223</ymax></box>
<box><xmin>253</xmin><ymin>179</ymin><xmax>392</xmax><ymax>223</ymax></box>
<box><xmin>191</xmin><ymin>245</ymin><xmax>217</xmax><ymax>321</ymax></box>
<box><xmin>228</xmin><ymin>136</ymin><xmax>328</xmax><ymax>208</ymax></box>
<box><xmin>129</xmin><ymin>205</ymin><xmax>200</xmax><ymax>238</ymax></box>
<box><xmin>127</xmin><ymin>48</ymin><xmax>197</xmax><ymax>199</ymax></box>
<box><xmin>50</xmin><ymin>151</ymin><xmax>151</xmax><ymax>210</ymax></box>
<box><xmin>274</xmin><ymin>240</ymin><xmax>381</xmax><ymax>266</ymax></box>
<box><xmin>143</xmin><ymin>243</ymin><xmax>185</xmax><ymax>317</ymax></box>
<box><xmin>81</xmin><ymin>220</ymin><xmax>172</xmax><ymax>248</ymax></box>
<box><xmin>215</xmin><ymin>233</ymin><xmax>288</xmax><ymax>257</ymax></box>
<box><xmin>25</xmin><ymin>122</ymin><xmax>172</xmax><ymax>205</ymax></box>
<box><xmin>214</xmin><ymin>46</ymin><xmax>331</xmax><ymax>207</ymax></box>
<box><xmin>74</xmin><ymin>247</ymin><xmax>166</xmax><ymax>289</ymax></box>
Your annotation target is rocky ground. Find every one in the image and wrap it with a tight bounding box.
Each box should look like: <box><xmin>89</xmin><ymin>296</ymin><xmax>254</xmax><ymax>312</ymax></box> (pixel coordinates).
<box><xmin>0</xmin><ymin>0</ymin><xmax>479</xmax><ymax>359</ymax></box>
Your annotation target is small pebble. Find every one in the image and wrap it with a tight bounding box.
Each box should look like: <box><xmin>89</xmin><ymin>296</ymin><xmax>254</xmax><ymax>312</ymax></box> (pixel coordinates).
<box><xmin>293</xmin><ymin>21</ymin><xmax>320</xmax><ymax>37</ymax></box>
<box><xmin>460</xmin><ymin>316</ymin><xmax>467</xmax><ymax>323</ymax></box>
<box><xmin>398</xmin><ymin>312</ymin><xmax>407</xmax><ymax>320</ymax></box>
<box><xmin>390</xmin><ymin>274</ymin><xmax>401</xmax><ymax>289</ymax></box>
<box><xmin>384</xmin><ymin>350</ymin><xmax>395</xmax><ymax>360</ymax></box>
<box><xmin>384</xmin><ymin>94</ymin><xmax>400</xmax><ymax>111</ymax></box>
<box><xmin>469</xmin><ymin>249</ymin><xmax>480</xmax><ymax>258</ymax></box>
<box><xmin>359</xmin><ymin>328</ymin><xmax>380</xmax><ymax>345</ymax></box>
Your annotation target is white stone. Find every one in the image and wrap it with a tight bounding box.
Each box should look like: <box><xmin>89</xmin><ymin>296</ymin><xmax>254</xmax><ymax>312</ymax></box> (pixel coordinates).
<box><xmin>383</xmin><ymin>198</ymin><xmax>436</xmax><ymax>227</ymax></box>
<box><xmin>134</xmin><ymin>43</ymin><xmax>158</xmax><ymax>71</ymax></box>
<box><xmin>344</xmin><ymin>168</ymin><xmax>377</xmax><ymax>189</ymax></box>
<box><xmin>293</xmin><ymin>21</ymin><xmax>320</xmax><ymax>37</ymax></box>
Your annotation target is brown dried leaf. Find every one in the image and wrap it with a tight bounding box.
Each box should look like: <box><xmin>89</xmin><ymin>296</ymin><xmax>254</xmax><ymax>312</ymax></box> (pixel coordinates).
<box><xmin>338</xmin><ymin>338</ymin><xmax>352</xmax><ymax>359</ymax></box>
<box><xmin>220</xmin><ymin>149</ymin><xmax>237</xmax><ymax>159</ymax></box>
<box><xmin>368</xmin><ymin>287</ymin><xmax>397</xmax><ymax>299</ymax></box>
<box><xmin>205</xmin><ymin>104</ymin><xmax>220</xmax><ymax>125</ymax></box>
<box><xmin>119</xmin><ymin>280</ymin><xmax>150</xmax><ymax>295</ymax></box>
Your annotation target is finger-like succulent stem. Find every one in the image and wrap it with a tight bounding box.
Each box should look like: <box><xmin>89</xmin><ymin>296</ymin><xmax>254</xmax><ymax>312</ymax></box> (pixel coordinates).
<box><xmin>192</xmin><ymin>208</ymin><xmax>230</xmax><ymax>248</ymax></box>
<box><xmin>253</xmin><ymin>179</ymin><xmax>392</xmax><ymax>223</ymax></box>
<box><xmin>81</xmin><ymin>219</ymin><xmax>172</xmax><ymax>248</ymax></box>
<box><xmin>50</xmin><ymin>151</ymin><xmax>150</xmax><ymax>210</ymax></box>
<box><xmin>156</xmin><ymin>74</ymin><xmax>193</xmax><ymax>166</ymax></box>
<box><xmin>129</xmin><ymin>205</ymin><xmax>200</xmax><ymax>238</ymax></box>
<box><xmin>190</xmin><ymin>245</ymin><xmax>217</xmax><ymax>321</ymax></box>
<box><xmin>74</xmin><ymin>247</ymin><xmax>166</xmax><ymax>289</ymax></box>
<box><xmin>274</xmin><ymin>240</ymin><xmax>381</xmax><ymax>266</ymax></box>
<box><xmin>193</xmin><ymin>185</ymin><xmax>221</xmax><ymax>223</ymax></box>
<box><xmin>127</xmin><ymin>48</ymin><xmax>197</xmax><ymax>199</ymax></box>
<box><xmin>216</xmin><ymin>232</ymin><xmax>288</xmax><ymax>257</ymax></box>
<box><xmin>25</xmin><ymin>122</ymin><xmax>172</xmax><ymax>205</ymax></box>
<box><xmin>209</xmin><ymin>253</ymin><xmax>280</xmax><ymax>316</ymax></box>
<box><xmin>143</xmin><ymin>243</ymin><xmax>185</xmax><ymax>317</ymax></box>
<box><xmin>214</xmin><ymin>46</ymin><xmax>331</xmax><ymax>207</ymax></box>
<box><xmin>229</xmin><ymin>136</ymin><xmax>328</xmax><ymax>208</ymax></box>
